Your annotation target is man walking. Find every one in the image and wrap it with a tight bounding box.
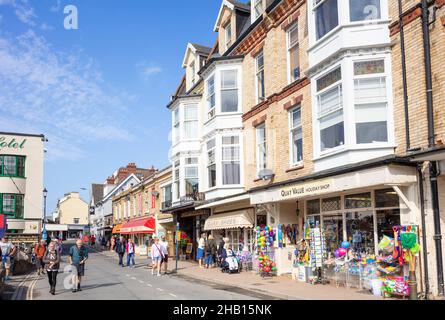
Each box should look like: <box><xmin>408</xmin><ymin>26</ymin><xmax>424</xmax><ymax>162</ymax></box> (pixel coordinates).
<box><xmin>115</xmin><ymin>236</ymin><xmax>126</xmax><ymax>267</ymax></box>
<box><xmin>34</xmin><ymin>239</ymin><xmax>47</xmax><ymax>276</ymax></box>
<box><xmin>68</xmin><ymin>239</ymin><xmax>88</xmax><ymax>293</ymax></box>
<box><xmin>159</xmin><ymin>235</ymin><xmax>169</xmax><ymax>275</ymax></box>
<box><xmin>0</xmin><ymin>237</ymin><xmax>16</xmax><ymax>281</ymax></box>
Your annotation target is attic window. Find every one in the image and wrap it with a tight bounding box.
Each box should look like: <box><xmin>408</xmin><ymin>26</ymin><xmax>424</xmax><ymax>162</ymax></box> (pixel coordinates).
<box><xmin>190</xmin><ymin>61</ymin><xmax>196</xmax><ymax>85</ymax></box>
<box><xmin>225</xmin><ymin>22</ymin><xmax>232</xmax><ymax>50</ymax></box>
<box><xmin>254</xmin><ymin>0</ymin><xmax>264</xmax><ymax>19</ymax></box>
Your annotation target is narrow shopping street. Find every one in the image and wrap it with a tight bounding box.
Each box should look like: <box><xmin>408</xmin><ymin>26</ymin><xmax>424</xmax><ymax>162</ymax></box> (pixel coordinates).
<box><xmin>7</xmin><ymin>242</ymin><xmax>276</xmax><ymax>301</ymax></box>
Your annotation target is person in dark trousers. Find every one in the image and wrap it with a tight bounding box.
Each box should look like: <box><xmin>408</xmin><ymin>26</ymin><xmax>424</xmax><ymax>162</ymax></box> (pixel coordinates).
<box><xmin>43</xmin><ymin>241</ymin><xmax>60</xmax><ymax>295</ymax></box>
<box><xmin>115</xmin><ymin>236</ymin><xmax>126</xmax><ymax>267</ymax></box>
<box><xmin>68</xmin><ymin>239</ymin><xmax>89</xmax><ymax>293</ymax></box>
<box><xmin>204</xmin><ymin>235</ymin><xmax>217</xmax><ymax>269</ymax></box>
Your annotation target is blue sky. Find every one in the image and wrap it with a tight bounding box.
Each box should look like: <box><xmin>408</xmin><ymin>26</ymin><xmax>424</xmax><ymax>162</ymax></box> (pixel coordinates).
<box><xmin>0</xmin><ymin>0</ymin><xmax>226</xmax><ymax>214</ymax></box>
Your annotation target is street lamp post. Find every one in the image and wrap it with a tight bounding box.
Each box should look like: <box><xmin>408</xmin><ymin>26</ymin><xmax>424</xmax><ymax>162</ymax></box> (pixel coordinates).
<box><xmin>42</xmin><ymin>188</ymin><xmax>48</xmax><ymax>240</ymax></box>
<box><xmin>175</xmin><ymin>222</ymin><xmax>180</xmax><ymax>274</ymax></box>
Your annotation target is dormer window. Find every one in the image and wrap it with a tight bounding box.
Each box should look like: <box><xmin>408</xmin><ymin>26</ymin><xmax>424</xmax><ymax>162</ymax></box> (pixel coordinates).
<box><xmin>254</xmin><ymin>0</ymin><xmax>264</xmax><ymax>20</ymax></box>
<box><xmin>225</xmin><ymin>23</ymin><xmax>232</xmax><ymax>51</ymax></box>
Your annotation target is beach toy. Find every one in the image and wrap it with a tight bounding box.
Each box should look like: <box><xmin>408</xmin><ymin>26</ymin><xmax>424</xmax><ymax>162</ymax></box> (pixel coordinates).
<box><xmin>341</xmin><ymin>241</ymin><xmax>350</xmax><ymax>249</ymax></box>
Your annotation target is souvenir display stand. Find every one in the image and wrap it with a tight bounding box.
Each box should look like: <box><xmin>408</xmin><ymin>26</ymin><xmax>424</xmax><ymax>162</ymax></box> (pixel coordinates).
<box><xmin>308</xmin><ymin>226</ymin><xmax>328</xmax><ymax>285</ymax></box>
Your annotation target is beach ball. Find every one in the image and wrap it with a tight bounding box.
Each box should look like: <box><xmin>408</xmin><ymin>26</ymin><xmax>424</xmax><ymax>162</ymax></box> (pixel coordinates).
<box><xmin>341</xmin><ymin>241</ymin><xmax>351</xmax><ymax>250</ymax></box>
<box><xmin>265</xmin><ymin>266</ymin><xmax>271</xmax><ymax>273</ymax></box>
<box><xmin>334</xmin><ymin>249</ymin><xmax>342</xmax><ymax>258</ymax></box>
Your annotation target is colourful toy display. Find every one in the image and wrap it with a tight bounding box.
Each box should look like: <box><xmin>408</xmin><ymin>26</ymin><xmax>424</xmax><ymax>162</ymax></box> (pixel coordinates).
<box><xmin>256</xmin><ymin>225</ymin><xmax>276</xmax><ymax>277</ymax></box>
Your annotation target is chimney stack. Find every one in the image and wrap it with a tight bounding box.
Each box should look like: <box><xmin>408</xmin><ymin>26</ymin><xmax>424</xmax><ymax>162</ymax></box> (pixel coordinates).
<box><xmin>106</xmin><ymin>176</ymin><xmax>115</xmax><ymax>185</ymax></box>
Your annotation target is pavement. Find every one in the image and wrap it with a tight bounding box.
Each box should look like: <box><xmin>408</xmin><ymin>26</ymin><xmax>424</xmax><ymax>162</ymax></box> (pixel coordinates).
<box><xmin>98</xmin><ymin>247</ymin><xmax>382</xmax><ymax>301</ymax></box>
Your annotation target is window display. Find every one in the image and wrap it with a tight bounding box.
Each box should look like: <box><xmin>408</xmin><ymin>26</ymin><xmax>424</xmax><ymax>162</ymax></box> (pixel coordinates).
<box><xmin>346</xmin><ymin>211</ymin><xmax>374</xmax><ymax>254</ymax></box>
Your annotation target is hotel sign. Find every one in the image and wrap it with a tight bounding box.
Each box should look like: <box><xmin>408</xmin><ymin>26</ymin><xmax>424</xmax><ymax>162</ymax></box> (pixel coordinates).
<box><xmin>0</xmin><ymin>136</ymin><xmax>27</xmax><ymax>151</ymax></box>
<box><xmin>278</xmin><ymin>179</ymin><xmax>333</xmax><ymax>201</ymax></box>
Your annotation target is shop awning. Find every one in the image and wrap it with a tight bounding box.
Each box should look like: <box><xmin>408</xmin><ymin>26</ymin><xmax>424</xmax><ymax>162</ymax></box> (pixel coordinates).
<box><xmin>120</xmin><ymin>217</ymin><xmax>155</xmax><ymax>235</ymax></box>
<box><xmin>204</xmin><ymin>210</ymin><xmax>254</xmax><ymax>231</ymax></box>
<box><xmin>112</xmin><ymin>224</ymin><xmax>122</xmax><ymax>234</ymax></box>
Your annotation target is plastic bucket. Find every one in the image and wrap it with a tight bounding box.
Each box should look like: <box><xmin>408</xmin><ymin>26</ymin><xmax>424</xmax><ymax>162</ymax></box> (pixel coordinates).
<box><xmin>371</xmin><ymin>279</ymin><xmax>383</xmax><ymax>296</ymax></box>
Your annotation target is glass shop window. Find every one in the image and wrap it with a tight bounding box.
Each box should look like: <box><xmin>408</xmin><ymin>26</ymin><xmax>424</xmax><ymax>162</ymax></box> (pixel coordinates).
<box><xmin>376</xmin><ymin>209</ymin><xmax>401</xmax><ymax>242</ymax></box>
<box><xmin>323</xmin><ymin>214</ymin><xmax>343</xmax><ymax>255</ymax></box>
<box><xmin>321</xmin><ymin>196</ymin><xmax>341</xmax><ymax>212</ymax></box>
<box><xmin>345</xmin><ymin>192</ymin><xmax>372</xmax><ymax>209</ymax></box>
<box><xmin>345</xmin><ymin>211</ymin><xmax>374</xmax><ymax>254</ymax></box>
<box><xmin>375</xmin><ymin>188</ymin><xmax>400</xmax><ymax>208</ymax></box>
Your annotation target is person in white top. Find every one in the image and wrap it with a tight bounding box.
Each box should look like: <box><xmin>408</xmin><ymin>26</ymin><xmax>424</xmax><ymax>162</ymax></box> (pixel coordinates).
<box><xmin>159</xmin><ymin>235</ymin><xmax>169</xmax><ymax>275</ymax></box>
<box><xmin>151</xmin><ymin>236</ymin><xmax>164</xmax><ymax>276</ymax></box>
<box><xmin>197</xmin><ymin>233</ymin><xmax>206</xmax><ymax>269</ymax></box>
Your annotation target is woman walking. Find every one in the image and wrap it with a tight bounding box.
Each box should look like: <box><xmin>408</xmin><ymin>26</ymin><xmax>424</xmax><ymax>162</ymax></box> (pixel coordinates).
<box><xmin>151</xmin><ymin>236</ymin><xmax>164</xmax><ymax>276</ymax></box>
<box><xmin>204</xmin><ymin>235</ymin><xmax>217</xmax><ymax>269</ymax></box>
<box><xmin>43</xmin><ymin>241</ymin><xmax>60</xmax><ymax>295</ymax></box>
<box><xmin>197</xmin><ymin>233</ymin><xmax>206</xmax><ymax>268</ymax></box>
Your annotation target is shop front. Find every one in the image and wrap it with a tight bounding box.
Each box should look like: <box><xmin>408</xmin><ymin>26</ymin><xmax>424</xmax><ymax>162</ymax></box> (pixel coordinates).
<box><xmin>157</xmin><ymin>213</ymin><xmax>175</xmax><ymax>256</ymax></box>
<box><xmin>174</xmin><ymin>208</ymin><xmax>209</xmax><ymax>261</ymax></box>
<box><xmin>120</xmin><ymin>217</ymin><xmax>156</xmax><ymax>256</ymax></box>
<box><xmin>250</xmin><ymin>163</ymin><xmax>424</xmax><ymax>297</ymax></box>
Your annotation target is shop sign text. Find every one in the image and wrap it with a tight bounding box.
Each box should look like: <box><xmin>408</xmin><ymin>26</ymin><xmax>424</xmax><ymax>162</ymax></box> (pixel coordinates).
<box><xmin>279</xmin><ymin>179</ymin><xmax>332</xmax><ymax>200</ymax></box>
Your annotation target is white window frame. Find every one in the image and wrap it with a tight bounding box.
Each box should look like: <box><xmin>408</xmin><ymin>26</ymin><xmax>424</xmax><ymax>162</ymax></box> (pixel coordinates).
<box><xmin>316</xmin><ymin>65</ymin><xmax>344</xmax><ymax>154</ymax></box>
<box><xmin>286</xmin><ymin>22</ymin><xmax>300</xmax><ymax>84</ymax></box>
<box><xmin>173</xmin><ymin>107</ymin><xmax>180</xmax><ymax>144</ymax></box>
<box><xmin>190</xmin><ymin>61</ymin><xmax>196</xmax><ymax>85</ymax></box>
<box><xmin>289</xmin><ymin>105</ymin><xmax>304</xmax><ymax>166</ymax></box>
<box><xmin>221</xmin><ymin>135</ymin><xmax>241</xmax><ymax>186</ymax></box>
<box><xmin>353</xmin><ymin>59</ymin><xmax>389</xmax><ymax>146</ymax></box>
<box><xmin>206</xmin><ymin>75</ymin><xmax>216</xmax><ymax>120</ymax></box>
<box><xmin>253</xmin><ymin>0</ymin><xmax>264</xmax><ymax>20</ymax></box>
<box><xmin>255</xmin><ymin>51</ymin><xmax>265</xmax><ymax>103</ymax></box>
<box><xmin>183</xmin><ymin>104</ymin><xmax>198</xmax><ymax>140</ymax></box>
<box><xmin>225</xmin><ymin>22</ymin><xmax>232</xmax><ymax>51</ymax></box>
<box><xmin>256</xmin><ymin>123</ymin><xmax>267</xmax><ymax>176</ymax></box>
<box><xmin>173</xmin><ymin>160</ymin><xmax>181</xmax><ymax>200</ymax></box>
<box><xmin>220</xmin><ymin>69</ymin><xmax>239</xmax><ymax>113</ymax></box>
<box><xmin>184</xmin><ymin>157</ymin><xmax>199</xmax><ymax>195</ymax></box>
<box><xmin>207</xmin><ymin>138</ymin><xmax>217</xmax><ymax>189</ymax></box>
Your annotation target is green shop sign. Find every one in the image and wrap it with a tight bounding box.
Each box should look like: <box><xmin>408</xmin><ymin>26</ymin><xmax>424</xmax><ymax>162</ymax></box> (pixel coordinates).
<box><xmin>0</xmin><ymin>136</ymin><xmax>27</xmax><ymax>151</ymax></box>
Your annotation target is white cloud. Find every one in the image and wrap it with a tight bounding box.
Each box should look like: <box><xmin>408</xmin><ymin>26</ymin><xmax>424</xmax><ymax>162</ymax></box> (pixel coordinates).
<box><xmin>144</xmin><ymin>66</ymin><xmax>162</xmax><ymax>76</ymax></box>
<box><xmin>136</xmin><ymin>61</ymin><xmax>162</xmax><ymax>80</ymax></box>
<box><xmin>0</xmin><ymin>0</ymin><xmax>37</xmax><ymax>26</ymax></box>
<box><xmin>0</xmin><ymin>30</ymin><xmax>136</xmax><ymax>162</ymax></box>
<box><xmin>40</xmin><ymin>22</ymin><xmax>54</xmax><ymax>31</ymax></box>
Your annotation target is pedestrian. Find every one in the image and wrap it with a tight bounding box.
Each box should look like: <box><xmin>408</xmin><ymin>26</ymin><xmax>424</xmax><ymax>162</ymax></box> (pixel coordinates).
<box><xmin>150</xmin><ymin>236</ymin><xmax>164</xmax><ymax>276</ymax></box>
<box><xmin>115</xmin><ymin>236</ymin><xmax>126</xmax><ymax>267</ymax></box>
<box><xmin>56</xmin><ymin>238</ymin><xmax>63</xmax><ymax>256</ymax></box>
<box><xmin>126</xmin><ymin>238</ymin><xmax>136</xmax><ymax>268</ymax></box>
<box><xmin>101</xmin><ymin>236</ymin><xmax>107</xmax><ymax>251</ymax></box>
<box><xmin>159</xmin><ymin>235</ymin><xmax>169</xmax><ymax>275</ymax></box>
<box><xmin>197</xmin><ymin>233</ymin><xmax>206</xmax><ymax>269</ymax></box>
<box><xmin>43</xmin><ymin>241</ymin><xmax>60</xmax><ymax>295</ymax></box>
<box><xmin>217</xmin><ymin>237</ymin><xmax>227</xmax><ymax>267</ymax></box>
<box><xmin>91</xmin><ymin>235</ymin><xmax>96</xmax><ymax>247</ymax></box>
<box><xmin>110</xmin><ymin>236</ymin><xmax>116</xmax><ymax>251</ymax></box>
<box><xmin>0</xmin><ymin>236</ymin><xmax>17</xmax><ymax>281</ymax></box>
<box><xmin>68</xmin><ymin>239</ymin><xmax>88</xmax><ymax>293</ymax></box>
<box><xmin>204</xmin><ymin>235</ymin><xmax>217</xmax><ymax>269</ymax></box>
<box><xmin>34</xmin><ymin>239</ymin><xmax>47</xmax><ymax>276</ymax></box>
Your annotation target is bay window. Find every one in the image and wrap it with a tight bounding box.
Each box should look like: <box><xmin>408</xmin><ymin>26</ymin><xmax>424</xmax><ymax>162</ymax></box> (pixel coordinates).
<box><xmin>207</xmin><ymin>76</ymin><xmax>216</xmax><ymax>119</ymax></box>
<box><xmin>173</xmin><ymin>108</ymin><xmax>180</xmax><ymax>143</ymax></box>
<box><xmin>354</xmin><ymin>60</ymin><xmax>388</xmax><ymax>144</ymax></box>
<box><xmin>349</xmin><ymin>0</ymin><xmax>381</xmax><ymax>22</ymax></box>
<box><xmin>0</xmin><ymin>194</ymin><xmax>24</xmax><ymax>219</ymax></box>
<box><xmin>256</xmin><ymin>51</ymin><xmax>265</xmax><ymax>102</ymax></box>
<box><xmin>314</xmin><ymin>0</ymin><xmax>339</xmax><ymax>40</ymax></box>
<box><xmin>184</xmin><ymin>105</ymin><xmax>198</xmax><ymax>139</ymax></box>
<box><xmin>207</xmin><ymin>139</ymin><xmax>217</xmax><ymax>188</ymax></box>
<box><xmin>0</xmin><ymin>155</ymin><xmax>26</xmax><ymax>178</ymax></box>
<box><xmin>221</xmin><ymin>70</ymin><xmax>238</xmax><ymax>112</ymax></box>
<box><xmin>222</xmin><ymin>136</ymin><xmax>240</xmax><ymax>185</ymax></box>
<box><xmin>174</xmin><ymin>160</ymin><xmax>180</xmax><ymax>199</ymax></box>
<box><xmin>256</xmin><ymin>123</ymin><xmax>267</xmax><ymax>174</ymax></box>
<box><xmin>287</xmin><ymin>23</ymin><xmax>300</xmax><ymax>83</ymax></box>
<box><xmin>289</xmin><ymin>106</ymin><xmax>303</xmax><ymax>164</ymax></box>
<box><xmin>317</xmin><ymin>67</ymin><xmax>344</xmax><ymax>152</ymax></box>
<box><xmin>185</xmin><ymin>157</ymin><xmax>198</xmax><ymax>195</ymax></box>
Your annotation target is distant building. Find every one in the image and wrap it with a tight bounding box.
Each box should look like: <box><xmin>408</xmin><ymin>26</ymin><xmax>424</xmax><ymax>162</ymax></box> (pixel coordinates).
<box><xmin>56</xmin><ymin>192</ymin><xmax>89</xmax><ymax>238</ymax></box>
